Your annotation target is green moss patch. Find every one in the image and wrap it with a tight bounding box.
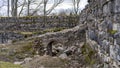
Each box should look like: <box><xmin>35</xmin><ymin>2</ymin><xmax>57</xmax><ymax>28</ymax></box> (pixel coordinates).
<box><xmin>108</xmin><ymin>30</ymin><xmax>117</xmax><ymax>35</ymax></box>
<box><xmin>0</xmin><ymin>39</ymin><xmax>36</xmax><ymax>62</ymax></box>
<box><xmin>42</xmin><ymin>27</ymin><xmax>66</xmax><ymax>33</ymax></box>
<box><xmin>81</xmin><ymin>43</ymin><xmax>97</xmax><ymax>65</ymax></box>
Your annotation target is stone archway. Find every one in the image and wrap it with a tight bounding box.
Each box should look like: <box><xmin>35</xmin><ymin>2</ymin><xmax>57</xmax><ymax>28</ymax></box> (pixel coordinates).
<box><xmin>46</xmin><ymin>41</ymin><xmax>54</xmax><ymax>56</ymax></box>
<box><xmin>46</xmin><ymin>39</ymin><xmax>64</xmax><ymax>56</ymax></box>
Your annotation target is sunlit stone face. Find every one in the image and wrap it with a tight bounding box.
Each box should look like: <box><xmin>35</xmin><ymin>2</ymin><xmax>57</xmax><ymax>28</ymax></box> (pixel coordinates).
<box><xmin>113</xmin><ymin>23</ymin><xmax>118</xmax><ymax>31</ymax></box>
<box><xmin>114</xmin><ymin>0</ymin><xmax>120</xmax><ymax>13</ymax></box>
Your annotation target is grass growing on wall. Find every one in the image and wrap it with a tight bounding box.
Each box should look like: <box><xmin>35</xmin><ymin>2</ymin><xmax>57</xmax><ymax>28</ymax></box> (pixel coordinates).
<box><xmin>81</xmin><ymin>43</ymin><xmax>97</xmax><ymax>65</ymax></box>
<box><xmin>19</xmin><ymin>27</ymin><xmax>66</xmax><ymax>36</ymax></box>
<box><xmin>19</xmin><ymin>32</ymin><xmax>35</xmax><ymax>35</ymax></box>
<box><xmin>108</xmin><ymin>30</ymin><xmax>117</xmax><ymax>35</ymax></box>
<box><xmin>43</xmin><ymin>27</ymin><xmax>66</xmax><ymax>33</ymax></box>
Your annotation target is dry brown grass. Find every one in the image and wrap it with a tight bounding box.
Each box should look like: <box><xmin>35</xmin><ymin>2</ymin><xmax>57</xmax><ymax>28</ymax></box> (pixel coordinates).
<box><xmin>22</xmin><ymin>55</ymin><xmax>69</xmax><ymax>68</ymax></box>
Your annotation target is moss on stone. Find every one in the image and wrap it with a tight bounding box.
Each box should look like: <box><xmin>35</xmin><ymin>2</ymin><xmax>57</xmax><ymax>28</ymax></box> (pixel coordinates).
<box><xmin>81</xmin><ymin>43</ymin><xmax>97</xmax><ymax>65</ymax></box>
<box><xmin>108</xmin><ymin>30</ymin><xmax>117</xmax><ymax>35</ymax></box>
<box><xmin>43</xmin><ymin>27</ymin><xmax>66</xmax><ymax>33</ymax></box>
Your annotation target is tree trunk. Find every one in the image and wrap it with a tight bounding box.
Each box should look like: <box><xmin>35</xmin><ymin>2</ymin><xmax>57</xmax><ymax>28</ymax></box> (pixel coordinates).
<box><xmin>11</xmin><ymin>0</ymin><xmax>18</xmax><ymax>17</ymax></box>
<box><xmin>7</xmin><ymin>0</ymin><xmax>9</xmax><ymax>17</ymax></box>
<box><xmin>43</xmin><ymin>0</ymin><xmax>47</xmax><ymax>27</ymax></box>
<box><xmin>27</xmin><ymin>0</ymin><xmax>30</xmax><ymax>16</ymax></box>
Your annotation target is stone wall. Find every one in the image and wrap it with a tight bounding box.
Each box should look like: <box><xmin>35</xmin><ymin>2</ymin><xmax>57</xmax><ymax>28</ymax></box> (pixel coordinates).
<box><xmin>0</xmin><ymin>16</ymin><xmax>79</xmax><ymax>44</ymax></box>
<box><xmin>33</xmin><ymin>24</ymin><xmax>87</xmax><ymax>57</ymax></box>
<box><xmin>79</xmin><ymin>0</ymin><xmax>120</xmax><ymax>66</ymax></box>
<box><xmin>30</xmin><ymin>0</ymin><xmax>120</xmax><ymax>67</ymax></box>
<box><xmin>0</xmin><ymin>16</ymin><xmax>79</xmax><ymax>31</ymax></box>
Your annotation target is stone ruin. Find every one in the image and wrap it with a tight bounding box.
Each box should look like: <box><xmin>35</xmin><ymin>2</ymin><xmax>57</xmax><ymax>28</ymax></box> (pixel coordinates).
<box><xmin>33</xmin><ymin>24</ymin><xmax>87</xmax><ymax>56</ymax></box>
<box><xmin>0</xmin><ymin>16</ymin><xmax>79</xmax><ymax>44</ymax></box>
<box><xmin>33</xmin><ymin>0</ymin><xmax>120</xmax><ymax>67</ymax></box>
<box><xmin>84</xmin><ymin>0</ymin><xmax>120</xmax><ymax>66</ymax></box>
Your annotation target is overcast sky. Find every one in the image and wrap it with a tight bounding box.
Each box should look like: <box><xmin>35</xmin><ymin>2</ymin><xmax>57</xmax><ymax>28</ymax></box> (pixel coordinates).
<box><xmin>0</xmin><ymin>0</ymin><xmax>88</xmax><ymax>16</ymax></box>
<box><xmin>57</xmin><ymin>0</ymin><xmax>88</xmax><ymax>10</ymax></box>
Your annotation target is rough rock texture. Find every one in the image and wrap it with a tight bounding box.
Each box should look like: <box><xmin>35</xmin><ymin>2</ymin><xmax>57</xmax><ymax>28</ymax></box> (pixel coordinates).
<box><xmin>33</xmin><ymin>24</ymin><xmax>87</xmax><ymax>56</ymax></box>
<box><xmin>0</xmin><ymin>16</ymin><xmax>79</xmax><ymax>44</ymax></box>
<box><xmin>0</xmin><ymin>16</ymin><xmax>78</xmax><ymax>31</ymax></box>
<box><xmin>32</xmin><ymin>0</ymin><xmax>120</xmax><ymax>67</ymax></box>
<box><xmin>1</xmin><ymin>0</ymin><xmax>120</xmax><ymax>67</ymax></box>
<box><xmin>80</xmin><ymin>0</ymin><xmax>120</xmax><ymax>67</ymax></box>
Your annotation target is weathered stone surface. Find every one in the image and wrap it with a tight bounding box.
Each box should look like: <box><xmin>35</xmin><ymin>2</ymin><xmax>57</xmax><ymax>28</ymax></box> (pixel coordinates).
<box><xmin>79</xmin><ymin>0</ymin><xmax>120</xmax><ymax>67</ymax></box>
<box><xmin>33</xmin><ymin>24</ymin><xmax>86</xmax><ymax>56</ymax></box>
<box><xmin>114</xmin><ymin>0</ymin><xmax>120</xmax><ymax>13</ymax></box>
<box><xmin>59</xmin><ymin>53</ymin><xmax>68</xmax><ymax>59</ymax></box>
<box><xmin>1</xmin><ymin>0</ymin><xmax>120</xmax><ymax>67</ymax></box>
<box><xmin>0</xmin><ymin>16</ymin><xmax>79</xmax><ymax>31</ymax></box>
<box><xmin>30</xmin><ymin>0</ymin><xmax>120</xmax><ymax>67</ymax></box>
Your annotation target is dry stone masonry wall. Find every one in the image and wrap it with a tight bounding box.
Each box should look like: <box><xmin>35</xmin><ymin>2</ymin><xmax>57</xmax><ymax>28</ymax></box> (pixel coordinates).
<box><xmin>29</xmin><ymin>0</ymin><xmax>120</xmax><ymax>67</ymax></box>
<box><xmin>79</xmin><ymin>0</ymin><xmax>120</xmax><ymax>67</ymax></box>
<box><xmin>0</xmin><ymin>16</ymin><xmax>79</xmax><ymax>44</ymax></box>
<box><xmin>0</xmin><ymin>16</ymin><xmax>79</xmax><ymax>31</ymax></box>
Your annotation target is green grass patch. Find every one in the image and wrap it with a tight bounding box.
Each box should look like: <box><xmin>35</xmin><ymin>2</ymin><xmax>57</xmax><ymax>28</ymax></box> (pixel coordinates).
<box><xmin>0</xmin><ymin>61</ymin><xmax>23</xmax><ymax>68</ymax></box>
<box><xmin>14</xmin><ymin>41</ymin><xmax>35</xmax><ymax>58</ymax></box>
<box><xmin>108</xmin><ymin>30</ymin><xmax>117</xmax><ymax>35</ymax></box>
<box><xmin>43</xmin><ymin>27</ymin><xmax>66</xmax><ymax>33</ymax></box>
<box><xmin>81</xmin><ymin>43</ymin><xmax>97</xmax><ymax>65</ymax></box>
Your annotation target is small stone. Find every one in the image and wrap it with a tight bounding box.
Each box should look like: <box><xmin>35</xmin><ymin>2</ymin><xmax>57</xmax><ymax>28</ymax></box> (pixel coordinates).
<box><xmin>24</xmin><ymin>57</ymin><xmax>32</xmax><ymax>63</ymax></box>
<box><xmin>57</xmin><ymin>47</ymin><xmax>64</xmax><ymax>52</ymax></box>
<box><xmin>59</xmin><ymin>53</ymin><xmax>67</xmax><ymax>59</ymax></box>
<box><xmin>14</xmin><ymin>61</ymin><xmax>24</xmax><ymax>65</ymax></box>
<box><xmin>34</xmin><ymin>55</ymin><xmax>40</xmax><ymax>58</ymax></box>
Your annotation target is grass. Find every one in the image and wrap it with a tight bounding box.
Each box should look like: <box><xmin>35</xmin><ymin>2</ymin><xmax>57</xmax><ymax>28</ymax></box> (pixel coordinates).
<box><xmin>19</xmin><ymin>32</ymin><xmax>35</xmax><ymax>35</ymax></box>
<box><xmin>0</xmin><ymin>39</ymin><xmax>36</xmax><ymax>62</ymax></box>
<box><xmin>22</xmin><ymin>56</ymin><xmax>69</xmax><ymax>68</ymax></box>
<box><xmin>81</xmin><ymin>43</ymin><xmax>97</xmax><ymax>65</ymax></box>
<box><xmin>108</xmin><ymin>30</ymin><xmax>117</xmax><ymax>35</ymax></box>
<box><xmin>0</xmin><ymin>61</ymin><xmax>23</xmax><ymax>68</ymax></box>
<box><xmin>18</xmin><ymin>27</ymin><xmax>66</xmax><ymax>36</ymax></box>
<box><xmin>43</xmin><ymin>27</ymin><xmax>66</xmax><ymax>33</ymax></box>
<box><xmin>10</xmin><ymin>41</ymin><xmax>35</xmax><ymax>59</ymax></box>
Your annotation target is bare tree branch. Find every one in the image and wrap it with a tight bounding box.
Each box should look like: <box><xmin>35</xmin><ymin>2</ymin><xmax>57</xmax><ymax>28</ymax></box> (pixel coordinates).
<box><xmin>18</xmin><ymin>0</ymin><xmax>27</xmax><ymax>16</ymax></box>
<box><xmin>46</xmin><ymin>0</ymin><xmax>64</xmax><ymax>15</ymax></box>
<box><xmin>72</xmin><ymin>0</ymin><xmax>81</xmax><ymax>15</ymax></box>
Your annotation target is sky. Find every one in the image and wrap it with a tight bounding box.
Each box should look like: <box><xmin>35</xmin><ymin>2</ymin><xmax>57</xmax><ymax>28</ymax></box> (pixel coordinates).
<box><xmin>56</xmin><ymin>0</ymin><xmax>88</xmax><ymax>10</ymax></box>
<box><xmin>0</xmin><ymin>0</ymin><xmax>88</xmax><ymax>16</ymax></box>
<box><xmin>47</xmin><ymin>0</ymin><xmax>88</xmax><ymax>13</ymax></box>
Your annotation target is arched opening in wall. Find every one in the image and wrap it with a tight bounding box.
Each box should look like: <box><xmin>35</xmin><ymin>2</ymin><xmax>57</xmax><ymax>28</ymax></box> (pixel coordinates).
<box><xmin>46</xmin><ymin>41</ymin><xmax>54</xmax><ymax>56</ymax></box>
<box><xmin>46</xmin><ymin>40</ymin><xmax>63</xmax><ymax>56</ymax></box>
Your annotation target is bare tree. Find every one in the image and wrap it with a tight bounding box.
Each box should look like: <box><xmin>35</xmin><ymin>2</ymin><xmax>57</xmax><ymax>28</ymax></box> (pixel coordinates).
<box><xmin>30</xmin><ymin>0</ymin><xmax>43</xmax><ymax>16</ymax></box>
<box><xmin>43</xmin><ymin>0</ymin><xmax>64</xmax><ymax>23</ymax></box>
<box><xmin>30</xmin><ymin>0</ymin><xmax>64</xmax><ymax>16</ymax></box>
<box><xmin>72</xmin><ymin>0</ymin><xmax>81</xmax><ymax>15</ymax></box>
<box><xmin>19</xmin><ymin>0</ymin><xmax>43</xmax><ymax>16</ymax></box>
<box><xmin>7</xmin><ymin>0</ymin><xmax>10</xmax><ymax>17</ymax></box>
<box><xmin>45</xmin><ymin>0</ymin><xmax>64</xmax><ymax>15</ymax></box>
<box><xmin>0</xmin><ymin>0</ymin><xmax>7</xmax><ymax>16</ymax></box>
<box><xmin>5</xmin><ymin>0</ymin><xmax>63</xmax><ymax>16</ymax></box>
<box><xmin>11</xmin><ymin>0</ymin><xmax>18</xmax><ymax>17</ymax></box>
<box><xmin>18</xmin><ymin>0</ymin><xmax>27</xmax><ymax>16</ymax></box>
<box><xmin>27</xmin><ymin>0</ymin><xmax>30</xmax><ymax>16</ymax></box>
